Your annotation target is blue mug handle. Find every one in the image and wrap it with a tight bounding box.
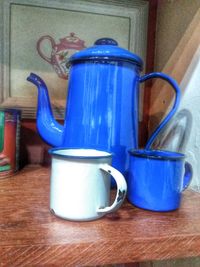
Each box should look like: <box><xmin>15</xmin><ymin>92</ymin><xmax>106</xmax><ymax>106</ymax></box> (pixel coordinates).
<box><xmin>139</xmin><ymin>72</ymin><xmax>181</xmax><ymax>149</ymax></box>
<box><xmin>182</xmin><ymin>161</ymin><xmax>193</xmax><ymax>191</ymax></box>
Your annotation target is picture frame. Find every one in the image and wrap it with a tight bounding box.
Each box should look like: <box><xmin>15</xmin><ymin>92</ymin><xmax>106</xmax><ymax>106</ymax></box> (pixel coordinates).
<box><xmin>0</xmin><ymin>0</ymin><xmax>149</xmax><ymax>119</ymax></box>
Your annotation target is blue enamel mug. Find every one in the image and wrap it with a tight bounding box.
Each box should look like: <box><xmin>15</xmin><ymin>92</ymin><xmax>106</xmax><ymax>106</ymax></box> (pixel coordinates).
<box><xmin>127</xmin><ymin>149</ymin><xmax>192</xmax><ymax>211</ymax></box>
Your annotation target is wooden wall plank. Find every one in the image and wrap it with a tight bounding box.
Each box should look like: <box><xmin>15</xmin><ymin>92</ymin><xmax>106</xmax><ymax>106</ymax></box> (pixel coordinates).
<box><xmin>148</xmin><ymin>8</ymin><xmax>200</xmax><ymax>134</ymax></box>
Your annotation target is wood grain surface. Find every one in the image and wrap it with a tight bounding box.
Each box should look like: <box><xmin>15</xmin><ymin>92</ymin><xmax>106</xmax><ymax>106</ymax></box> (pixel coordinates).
<box><xmin>0</xmin><ymin>166</ymin><xmax>200</xmax><ymax>266</ymax></box>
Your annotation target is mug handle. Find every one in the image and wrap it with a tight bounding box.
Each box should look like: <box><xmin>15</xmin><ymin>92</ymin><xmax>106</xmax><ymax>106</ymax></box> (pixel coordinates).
<box><xmin>139</xmin><ymin>72</ymin><xmax>181</xmax><ymax>149</ymax></box>
<box><xmin>96</xmin><ymin>164</ymin><xmax>127</xmax><ymax>214</ymax></box>
<box><xmin>182</xmin><ymin>161</ymin><xmax>193</xmax><ymax>191</ymax></box>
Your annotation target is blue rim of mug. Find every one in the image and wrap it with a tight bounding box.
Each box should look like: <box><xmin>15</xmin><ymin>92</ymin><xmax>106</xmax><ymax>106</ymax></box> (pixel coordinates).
<box><xmin>48</xmin><ymin>147</ymin><xmax>112</xmax><ymax>159</ymax></box>
<box><xmin>128</xmin><ymin>149</ymin><xmax>185</xmax><ymax>160</ymax></box>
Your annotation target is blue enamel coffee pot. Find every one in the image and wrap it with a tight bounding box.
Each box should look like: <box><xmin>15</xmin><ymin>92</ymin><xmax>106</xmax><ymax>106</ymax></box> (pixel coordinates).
<box><xmin>27</xmin><ymin>38</ymin><xmax>180</xmax><ymax>176</ymax></box>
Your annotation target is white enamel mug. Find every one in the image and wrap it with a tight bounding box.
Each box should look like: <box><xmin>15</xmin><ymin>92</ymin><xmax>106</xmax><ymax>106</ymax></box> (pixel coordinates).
<box><xmin>49</xmin><ymin>148</ymin><xmax>127</xmax><ymax>221</ymax></box>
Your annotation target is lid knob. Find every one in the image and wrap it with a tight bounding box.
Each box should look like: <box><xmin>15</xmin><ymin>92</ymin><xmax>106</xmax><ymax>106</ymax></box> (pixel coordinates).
<box><xmin>94</xmin><ymin>38</ymin><xmax>118</xmax><ymax>46</ymax></box>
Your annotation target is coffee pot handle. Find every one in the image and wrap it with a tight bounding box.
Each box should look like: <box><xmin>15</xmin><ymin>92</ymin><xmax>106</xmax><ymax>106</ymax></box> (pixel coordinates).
<box><xmin>96</xmin><ymin>164</ymin><xmax>127</xmax><ymax>214</ymax></box>
<box><xmin>182</xmin><ymin>161</ymin><xmax>193</xmax><ymax>191</ymax></box>
<box><xmin>139</xmin><ymin>72</ymin><xmax>181</xmax><ymax>149</ymax></box>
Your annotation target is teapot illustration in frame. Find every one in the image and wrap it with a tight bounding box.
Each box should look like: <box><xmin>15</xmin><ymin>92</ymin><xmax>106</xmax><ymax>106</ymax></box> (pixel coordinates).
<box><xmin>37</xmin><ymin>32</ymin><xmax>86</xmax><ymax>79</ymax></box>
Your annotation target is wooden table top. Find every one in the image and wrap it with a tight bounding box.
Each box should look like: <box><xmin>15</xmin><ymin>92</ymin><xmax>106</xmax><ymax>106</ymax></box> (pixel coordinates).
<box><xmin>0</xmin><ymin>165</ymin><xmax>200</xmax><ymax>266</ymax></box>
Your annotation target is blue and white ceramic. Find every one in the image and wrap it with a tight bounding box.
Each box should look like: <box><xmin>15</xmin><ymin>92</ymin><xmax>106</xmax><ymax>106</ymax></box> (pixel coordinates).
<box><xmin>127</xmin><ymin>149</ymin><xmax>192</xmax><ymax>211</ymax></box>
<box><xmin>49</xmin><ymin>148</ymin><xmax>127</xmax><ymax>221</ymax></box>
<box><xmin>27</xmin><ymin>38</ymin><xmax>181</xmax><ymax>177</ymax></box>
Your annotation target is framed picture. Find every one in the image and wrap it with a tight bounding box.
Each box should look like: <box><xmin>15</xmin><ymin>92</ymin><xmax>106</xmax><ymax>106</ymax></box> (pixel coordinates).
<box><xmin>0</xmin><ymin>0</ymin><xmax>149</xmax><ymax>118</ymax></box>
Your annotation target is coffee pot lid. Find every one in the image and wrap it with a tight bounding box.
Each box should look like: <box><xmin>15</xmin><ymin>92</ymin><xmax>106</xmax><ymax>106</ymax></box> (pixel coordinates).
<box><xmin>69</xmin><ymin>37</ymin><xmax>143</xmax><ymax>69</ymax></box>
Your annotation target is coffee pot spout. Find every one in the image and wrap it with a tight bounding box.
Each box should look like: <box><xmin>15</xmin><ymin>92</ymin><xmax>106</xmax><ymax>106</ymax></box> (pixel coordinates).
<box><xmin>27</xmin><ymin>73</ymin><xmax>63</xmax><ymax>146</ymax></box>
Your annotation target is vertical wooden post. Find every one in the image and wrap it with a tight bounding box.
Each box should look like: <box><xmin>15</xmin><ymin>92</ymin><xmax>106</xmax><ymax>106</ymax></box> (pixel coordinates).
<box><xmin>140</xmin><ymin>0</ymin><xmax>158</xmax><ymax>147</ymax></box>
